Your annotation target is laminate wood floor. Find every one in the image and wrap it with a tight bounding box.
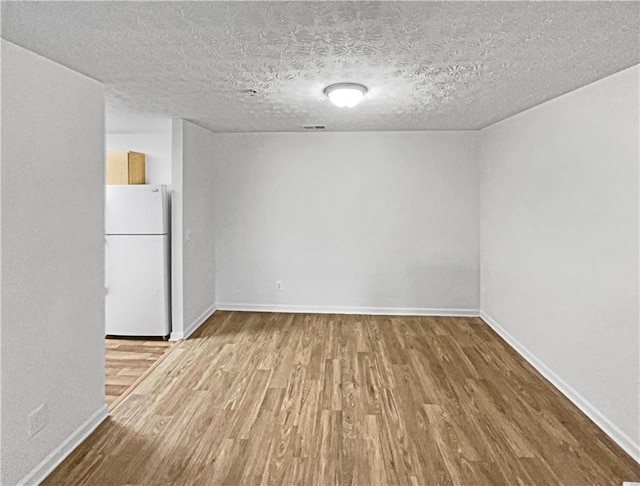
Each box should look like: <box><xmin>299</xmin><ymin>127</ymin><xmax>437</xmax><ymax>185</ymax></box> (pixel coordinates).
<box><xmin>105</xmin><ymin>338</ymin><xmax>173</xmax><ymax>408</ymax></box>
<box><xmin>48</xmin><ymin>312</ymin><xmax>640</xmax><ymax>485</ymax></box>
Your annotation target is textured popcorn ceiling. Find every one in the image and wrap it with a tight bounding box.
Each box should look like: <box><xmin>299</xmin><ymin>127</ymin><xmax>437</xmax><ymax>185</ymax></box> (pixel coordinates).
<box><xmin>2</xmin><ymin>1</ymin><xmax>639</xmax><ymax>132</ymax></box>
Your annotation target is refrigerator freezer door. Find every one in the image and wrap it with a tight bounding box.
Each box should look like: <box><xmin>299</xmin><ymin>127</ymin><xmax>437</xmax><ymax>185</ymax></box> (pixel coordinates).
<box><xmin>106</xmin><ymin>185</ymin><xmax>168</xmax><ymax>235</ymax></box>
<box><xmin>105</xmin><ymin>234</ymin><xmax>170</xmax><ymax>337</ymax></box>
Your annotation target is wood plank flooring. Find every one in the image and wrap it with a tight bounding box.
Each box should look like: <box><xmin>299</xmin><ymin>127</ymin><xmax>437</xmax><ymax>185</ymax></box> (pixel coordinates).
<box><xmin>105</xmin><ymin>338</ymin><xmax>173</xmax><ymax>408</ymax></box>
<box><xmin>48</xmin><ymin>312</ymin><xmax>640</xmax><ymax>485</ymax></box>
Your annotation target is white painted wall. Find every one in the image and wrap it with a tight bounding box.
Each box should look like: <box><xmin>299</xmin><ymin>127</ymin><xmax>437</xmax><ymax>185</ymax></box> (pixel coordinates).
<box><xmin>170</xmin><ymin>120</ymin><xmax>217</xmax><ymax>339</ymax></box>
<box><xmin>170</xmin><ymin>120</ymin><xmax>185</xmax><ymax>338</ymax></box>
<box><xmin>105</xmin><ymin>133</ymin><xmax>172</xmax><ymax>186</ymax></box>
<box><xmin>1</xmin><ymin>41</ymin><xmax>107</xmax><ymax>485</ymax></box>
<box><xmin>479</xmin><ymin>65</ymin><xmax>640</xmax><ymax>459</ymax></box>
<box><xmin>213</xmin><ymin>131</ymin><xmax>480</xmax><ymax>313</ymax></box>
<box><xmin>105</xmin><ymin>107</ymin><xmax>172</xmax><ymax>135</ymax></box>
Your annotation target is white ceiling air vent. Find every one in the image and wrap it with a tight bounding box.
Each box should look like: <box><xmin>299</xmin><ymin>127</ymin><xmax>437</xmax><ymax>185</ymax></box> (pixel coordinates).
<box><xmin>302</xmin><ymin>125</ymin><xmax>326</xmax><ymax>130</ymax></box>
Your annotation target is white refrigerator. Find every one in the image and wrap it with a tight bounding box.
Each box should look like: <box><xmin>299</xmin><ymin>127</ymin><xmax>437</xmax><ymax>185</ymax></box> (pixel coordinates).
<box><xmin>105</xmin><ymin>185</ymin><xmax>171</xmax><ymax>337</ymax></box>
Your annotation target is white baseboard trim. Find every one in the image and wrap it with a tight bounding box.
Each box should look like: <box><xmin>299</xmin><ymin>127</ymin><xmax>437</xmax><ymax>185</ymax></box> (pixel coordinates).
<box><xmin>170</xmin><ymin>303</ymin><xmax>217</xmax><ymax>341</ymax></box>
<box><xmin>18</xmin><ymin>404</ymin><xmax>108</xmax><ymax>486</ymax></box>
<box><xmin>216</xmin><ymin>303</ymin><xmax>479</xmax><ymax>317</ymax></box>
<box><xmin>480</xmin><ymin>311</ymin><xmax>640</xmax><ymax>465</ymax></box>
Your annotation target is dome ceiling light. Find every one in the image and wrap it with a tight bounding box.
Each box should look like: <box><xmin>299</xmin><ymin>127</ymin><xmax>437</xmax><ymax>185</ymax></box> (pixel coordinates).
<box><xmin>324</xmin><ymin>83</ymin><xmax>368</xmax><ymax>108</ymax></box>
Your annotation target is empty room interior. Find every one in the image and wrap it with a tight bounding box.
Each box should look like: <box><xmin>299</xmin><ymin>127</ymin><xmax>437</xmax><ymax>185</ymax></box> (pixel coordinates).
<box><xmin>1</xmin><ymin>1</ymin><xmax>640</xmax><ymax>485</ymax></box>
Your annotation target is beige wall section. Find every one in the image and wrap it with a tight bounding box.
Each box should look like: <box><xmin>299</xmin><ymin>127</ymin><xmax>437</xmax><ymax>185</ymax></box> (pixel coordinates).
<box><xmin>479</xmin><ymin>64</ymin><xmax>640</xmax><ymax>459</ymax></box>
<box><xmin>1</xmin><ymin>41</ymin><xmax>107</xmax><ymax>485</ymax></box>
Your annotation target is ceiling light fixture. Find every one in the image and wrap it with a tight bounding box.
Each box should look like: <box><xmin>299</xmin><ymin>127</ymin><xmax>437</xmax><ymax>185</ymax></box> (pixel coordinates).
<box><xmin>324</xmin><ymin>83</ymin><xmax>368</xmax><ymax>108</ymax></box>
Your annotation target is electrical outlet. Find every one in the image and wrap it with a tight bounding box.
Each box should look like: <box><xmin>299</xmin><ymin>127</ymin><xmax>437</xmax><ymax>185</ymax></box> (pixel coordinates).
<box><xmin>28</xmin><ymin>404</ymin><xmax>49</xmax><ymax>438</ymax></box>
<box><xmin>276</xmin><ymin>281</ymin><xmax>283</xmax><ymax>291</ymax></box>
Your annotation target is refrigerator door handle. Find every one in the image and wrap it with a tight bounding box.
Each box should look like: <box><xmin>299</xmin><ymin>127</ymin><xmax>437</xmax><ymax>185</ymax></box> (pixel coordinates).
<box><xmin>104</xmin><ymin>238</ymin><xmax>109</xmax><ymax>295</ymax></box>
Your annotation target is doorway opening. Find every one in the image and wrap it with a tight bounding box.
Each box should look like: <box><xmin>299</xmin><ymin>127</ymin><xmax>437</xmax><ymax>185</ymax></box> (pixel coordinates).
<box><xmin>104</xmin><ymin>108</ymin><xmax>174</xmax><ymax>408</ymax></box>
